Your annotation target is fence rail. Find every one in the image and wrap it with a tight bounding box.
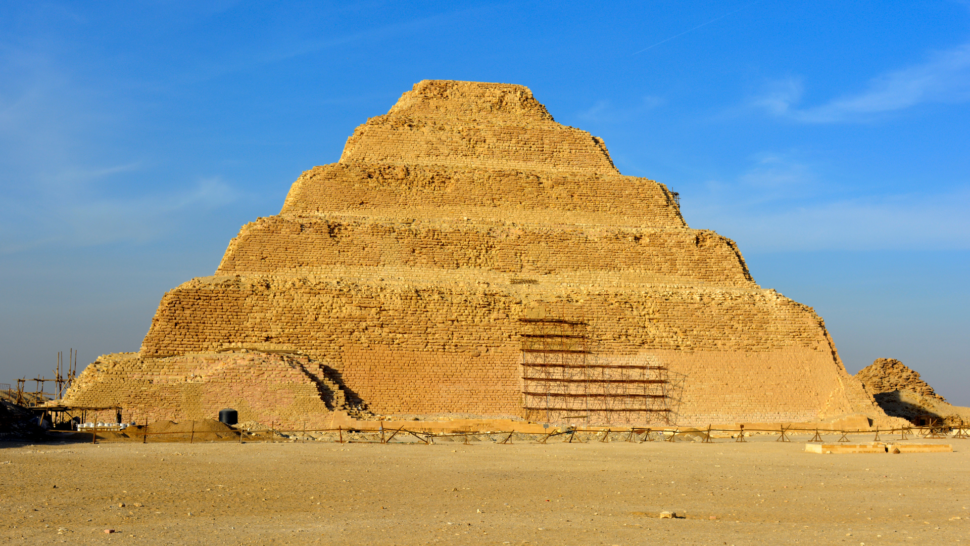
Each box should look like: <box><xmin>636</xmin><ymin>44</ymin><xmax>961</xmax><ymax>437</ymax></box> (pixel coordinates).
<box><xmin>43</xmin><ymin>424</ymin><xmax>968</xmax><ymax>445</ymax></box>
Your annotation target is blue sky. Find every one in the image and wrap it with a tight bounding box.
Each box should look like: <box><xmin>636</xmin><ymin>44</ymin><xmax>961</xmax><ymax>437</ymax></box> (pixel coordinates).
<box><xmin>1</xmin><ymin>1</ymin><xmax>968</xmax><ymax>403</ymax></box>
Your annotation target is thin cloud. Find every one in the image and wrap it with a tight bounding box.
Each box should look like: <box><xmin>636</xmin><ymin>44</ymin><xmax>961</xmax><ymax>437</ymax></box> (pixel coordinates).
<box><xmin>172</xmin><ymin>5</ymin><xmax>498</xmax><ymax>87</ymax></box>
<box><xmin>693</xmin><ymin>189</ymin><xmax>970</xmax><ymax>252</ymax></box>
<box><xmin>50</xmin><ymin>162</ymin><xmax>143</xmax><ymax>185</ymax></box>
<box><xmin>735</xmin><ymin>191</ymin><xmax>970</xmax><ymax>251</ymax></box>
<box><xmin>702</xmin><ymin>152</ymin><xmax>822</xmax><ymax>207</ymax></box>
<box><xmin>169</xmin><ymin>177</ymin><xmax>239</xmax><ymax>211</ymax></box>
<box><xmin>689</xmin><ymin>155</ymin><xmax>970</xmax><ymax>251</ymax></box>
<box><xmin>63</xmin><ymin>176</ymin><xmax>242</xmax><ymax>246</ymax></box>
<box><xmin>0</xmin><ymin>177</ymin><xmax>243</xmax><ymax>253</ymax></box>
<box><xmin>755</xmin><ymin>42</ymin><xmax>970</xmax><ymax>123</ymax></box>
<box><xmin>0</xmin><ymin>45</ymin><xmax>129</xmax><ymax>196</ymax></box>
<box><xmin>738</xmin><ymin>154</ymin><xmax>815</xmax><ymax>191</ymax></box>
<box><xmin>577</xmin><ymin>96</ymin><xmax>665</xmax><ymax>123</ymax></box>
<box><xmin>632</xmin><ymin>1</ymin><xmax>762</xmax><ymax>55</ymax></box>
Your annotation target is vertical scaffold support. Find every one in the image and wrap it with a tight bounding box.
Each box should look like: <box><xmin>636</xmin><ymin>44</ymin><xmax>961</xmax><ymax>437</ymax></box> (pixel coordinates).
<box><xmin>776</xmin><ymin>425</ymin><xmax>790</xmax><ymax>442</ymax></box>
<box><xmin>519</xmin><ymin>309</ymin><xmax>671</xmax><ymax>428</ymax></box>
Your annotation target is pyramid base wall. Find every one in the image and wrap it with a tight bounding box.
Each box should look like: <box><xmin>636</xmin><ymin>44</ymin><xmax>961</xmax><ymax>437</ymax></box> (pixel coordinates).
<box><xmin>335</xmin><ymin>345</ymin><xmax>866</xmax><ymax>425</ymax></box>
<box><xmin>69</xmin><ymin>273</ymin><xmax>884</xmax><ymax>427</ymax></box>
<box><xmin>63</xmin><ymin>344</ymin><xmax>874</xmax><ymax>428</ymax></box>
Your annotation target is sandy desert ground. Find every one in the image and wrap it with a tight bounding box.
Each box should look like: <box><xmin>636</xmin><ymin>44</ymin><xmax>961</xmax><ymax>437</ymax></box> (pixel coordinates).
<box><xmin>2</xmin><ymin>434</ymin><xmax>968</xmax><ymax>545</ymax></box>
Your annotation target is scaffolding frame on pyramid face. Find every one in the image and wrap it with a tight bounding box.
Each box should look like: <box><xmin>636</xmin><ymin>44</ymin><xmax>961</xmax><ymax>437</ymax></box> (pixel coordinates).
<box><xmin>12</xmin><ymin>350</ymin><xmax>78</xmax><ymax>410</ymax></box>
<box><xmin>519</xmin><ymin>317</ymin><xmax>591</xmax><ymax>424</ymax></box>
<box><xmin>518</xmin><ymin>314</ymin><xmax>670</xmax><ymax>426</ymax></box>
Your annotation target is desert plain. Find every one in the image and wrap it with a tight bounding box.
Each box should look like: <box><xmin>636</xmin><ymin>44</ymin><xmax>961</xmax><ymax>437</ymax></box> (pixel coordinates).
<box><xmin>2</xmin><ymin>435</ymin><xmax>968</xmax><ymax>545</ymax></box>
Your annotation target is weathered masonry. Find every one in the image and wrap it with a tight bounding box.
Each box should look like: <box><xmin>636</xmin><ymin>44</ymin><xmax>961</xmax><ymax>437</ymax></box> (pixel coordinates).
<box><xmin>63</xmin><ymin>80</ymin><xmax>884</xmax><ymax>427</ymax></box>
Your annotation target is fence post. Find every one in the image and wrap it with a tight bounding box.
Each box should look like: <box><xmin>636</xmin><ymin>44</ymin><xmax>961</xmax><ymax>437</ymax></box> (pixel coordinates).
<box><xmin>776</xmin><ymin>425</ymin><xmax>790</xmax><ymax>442</ymax></box>
<box><xmin>385</xmin><ymin>427</ymin><xmax>403</xmax><ymax>444</ymax></box>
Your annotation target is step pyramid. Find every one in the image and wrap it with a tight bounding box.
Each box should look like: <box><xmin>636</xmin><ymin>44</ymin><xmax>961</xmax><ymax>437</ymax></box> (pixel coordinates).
<box><xmin>64</xmin><ymin>80</ymin><xmax>882</xmax><ymax>427</ymax></box>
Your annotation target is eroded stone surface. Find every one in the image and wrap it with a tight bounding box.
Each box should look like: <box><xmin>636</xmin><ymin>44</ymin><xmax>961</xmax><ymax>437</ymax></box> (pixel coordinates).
<box><xmin>62</xmin><ymin>80</ymin><xmax>886</xmax><ymax>427</ymax></box>
<box><xmin>856</xmin><ymin>358</ymin><xmax>946</xmax><ymax>403</ymax></box>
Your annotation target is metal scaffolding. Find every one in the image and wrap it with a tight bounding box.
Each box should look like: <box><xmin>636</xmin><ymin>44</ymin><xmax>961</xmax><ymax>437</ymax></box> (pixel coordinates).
<box><xmin>519</xmin><ymin>315</ymin><xmax>670</xmax><ymax>426</ymax></box>
<box><xmin>520</xmin><ymin>316</ymin><xmax>591</xmax><ymax>424</ymax></box>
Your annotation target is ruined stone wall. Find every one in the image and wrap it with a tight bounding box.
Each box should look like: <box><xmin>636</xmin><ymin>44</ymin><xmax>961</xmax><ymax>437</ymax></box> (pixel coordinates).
<box><xmin>856</xmin><ymin>358</ymin><xmax>946</xmax><ymax>403</ymax></box>
<box><xmin>281</xmin><ymin>163</ymin><xmax>683</xmax><ymax>227</ymax></box>
<box><xmin>61</xmin><ymin>352</ymin><xmax>342</xmax><ymax>427</ymax></box>
<box><xmin>216</xmin><ymin>216</ymin><xmax>753</xmax><ymax>285</ymax></box>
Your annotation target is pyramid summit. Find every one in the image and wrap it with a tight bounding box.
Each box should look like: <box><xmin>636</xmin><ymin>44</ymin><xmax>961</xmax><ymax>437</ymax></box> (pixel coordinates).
<box><xmin>62</xmin><ymin>80</ymin><xmax>890</xmax><ymax>428</ymax></box>
<box><xmin>338</xmin><ymin>80</ymin><xmax>619</xmax><ymax>174</ymax></box>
